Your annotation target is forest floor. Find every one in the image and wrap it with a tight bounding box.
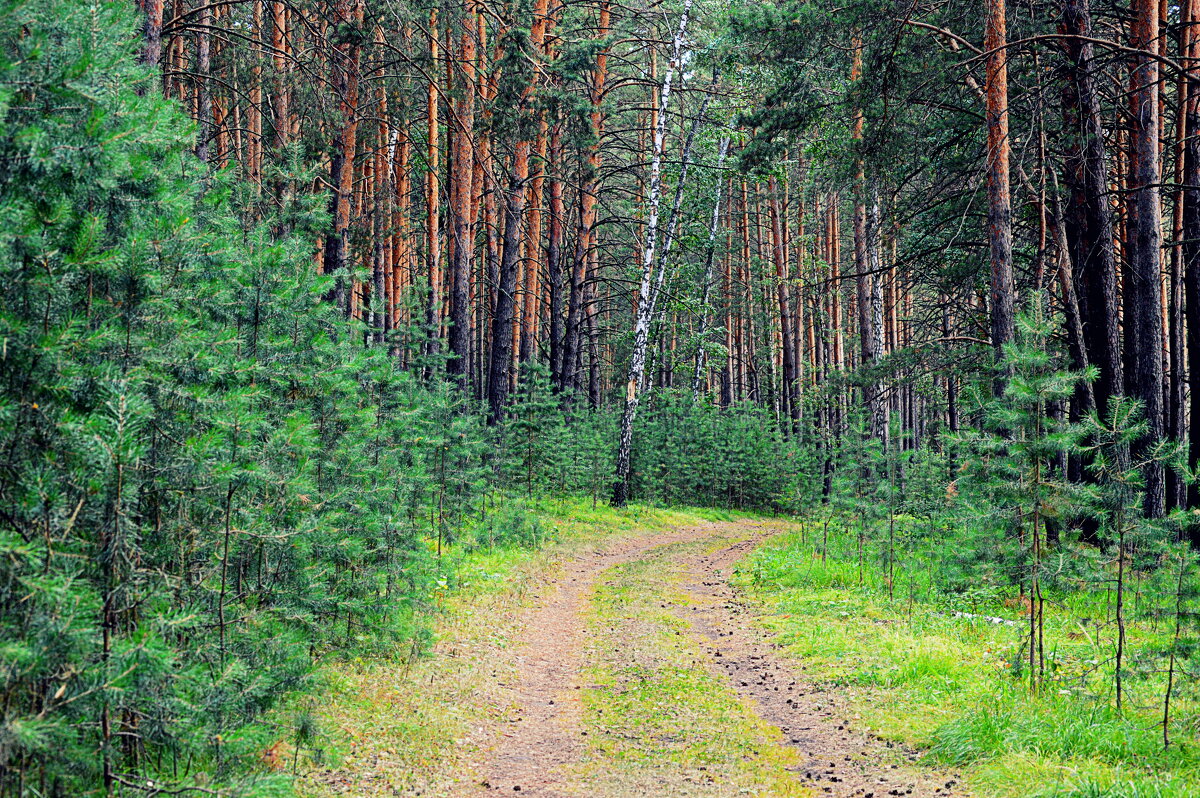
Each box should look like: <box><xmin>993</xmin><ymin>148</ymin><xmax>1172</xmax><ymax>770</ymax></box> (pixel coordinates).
<box><xmin>295</xmin><ymin>509</ymin><xmax>967</xmax><ymax>798</ymax></box>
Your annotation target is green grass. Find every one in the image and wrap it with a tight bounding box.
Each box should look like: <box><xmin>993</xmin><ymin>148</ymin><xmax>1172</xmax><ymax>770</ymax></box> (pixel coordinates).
<box><xmin>579</xmin><ymin>535</ymin><xmax>811</xmax><ymax>797</ymax></box>
<box><xmin>737</xmin><ymin>520</ymin><xmax>1200</xmax><ymax>798</ymax></box>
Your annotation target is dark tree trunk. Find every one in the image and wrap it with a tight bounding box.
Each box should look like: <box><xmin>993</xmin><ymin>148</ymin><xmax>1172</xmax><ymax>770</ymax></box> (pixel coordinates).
<box><xmin>488</xmin><ymin>157</ymin><xmax>529</xmax><ymax>422</ymax></box>
<box><xmin>561</xmin><ymin>179</ymin><xmax>591</xmax><ymax>395</ymax></box>
<box><xmin>1059</xmin><ymin>0</ymin><xmax>1123</xmax><ymax>418</ymax></box>
<box><xmin>768</xmin><ymin>176</ymin><xmax>798</xmax><ymax>429</ymax></box>
<box><xmin>1130</xmin><ymin>0</ymin><xmax>1166</xmax><ymax>517</ymax></box>
<box><xmin>322</xmin><ymin>0</ymin><xmax>362</xmax><ymax>316</ymax></box>
<box><xmin>548</xmin><ymin>120</ymin><xmax>566</xmax><ymax>385</ymax></box>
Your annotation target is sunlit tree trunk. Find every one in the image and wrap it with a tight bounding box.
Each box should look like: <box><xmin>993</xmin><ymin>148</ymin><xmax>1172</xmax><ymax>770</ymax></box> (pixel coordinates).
<box><xmin>985</xmin><ymin>0</ymin><xmax>1015</xmax><ymax>379</ymax></box>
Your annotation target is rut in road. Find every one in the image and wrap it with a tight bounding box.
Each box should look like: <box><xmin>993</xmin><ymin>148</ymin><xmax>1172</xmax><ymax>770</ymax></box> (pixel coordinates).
<box><xmin>465</xmin><ymin>521</ymin><xmax>970</xmax><ymax>798</ymax></box>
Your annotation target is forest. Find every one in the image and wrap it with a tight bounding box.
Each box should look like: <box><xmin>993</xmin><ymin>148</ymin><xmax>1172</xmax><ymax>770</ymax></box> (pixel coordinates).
<box><xmin>7</xmin><ymin>0</ymin><xmax>1200</xmax><ymax>793</ymax></box>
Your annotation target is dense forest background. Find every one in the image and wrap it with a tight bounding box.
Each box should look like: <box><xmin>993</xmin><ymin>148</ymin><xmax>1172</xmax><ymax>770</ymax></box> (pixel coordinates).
<box><xmin>9</xmin><ymin>0</ymin><xmax>1200</xmax><ymax>792</ymax></box>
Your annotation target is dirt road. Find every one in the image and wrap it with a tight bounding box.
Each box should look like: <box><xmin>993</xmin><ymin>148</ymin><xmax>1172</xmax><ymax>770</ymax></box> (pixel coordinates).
<box><xmin>461</xmin><ymin>521</ymin><xmax>968</xmax><ymax>798</ymax></box>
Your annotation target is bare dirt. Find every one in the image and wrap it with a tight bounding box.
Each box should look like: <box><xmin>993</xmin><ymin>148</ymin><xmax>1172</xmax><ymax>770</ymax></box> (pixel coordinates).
<box><xmin>464</xmin><ymin>521</ymin><xmax>972</xmax><ymax>798</ymax></box>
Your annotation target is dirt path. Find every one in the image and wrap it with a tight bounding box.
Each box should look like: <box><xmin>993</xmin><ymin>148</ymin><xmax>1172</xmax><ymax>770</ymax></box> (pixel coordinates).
<box><xmin>465</xmin><ymin>521</ymin><xmax>970</xmax><ymax>798</ymax></box>
<box><xmin>461</xmin><ymin>521</ymin><xmax>728</xmax><ymax>797</ymax></box>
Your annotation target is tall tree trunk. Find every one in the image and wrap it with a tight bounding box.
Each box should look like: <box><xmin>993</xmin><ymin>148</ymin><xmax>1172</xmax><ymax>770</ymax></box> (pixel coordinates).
<box><xmin>271</xmin><ymin>0</ymin><xmax>289</xmax><ymax>203</ymax></box>
<box><xmin>1059</xmin><ymin>0</ymin><xmax>1123</xmax><ymax>420</ymax></box>
<box><xmin>768</xmin><ymin>175</ymin><xmax>798</xmax><ymax>429</ymax></box>
<box><xmin>1182</xmin><ymin>0</ymin><xmax>1200</xmax><ymax>509</ymax></box>
<box><xmin>247</xmin><ymin>0</ymin><xmax>263</xmax><ymax>189</ymax></box>
<box><xmin>867</xmin><ymin>184</ymin><xmax>888</xmax><ymax>444</ymax></box>
<box><xmin>488</xmin><ymin>0</ymin><xmax>550</xmax><ymax>418</ymax></box>
<box><xmin>561</xmin><ymin>0</ymin><xmax>610</xmax><ymax>395</ymax></box>
<box><xmin>322</xmin><ymin>0</ymin><xmax>363</xmax><ymax>315</ymax></box>
<box><xmin>520</xmin><ymin>113</ymin><xmax>549</xmax><ymax>363</ymax></box>
<box><xmin>1130</xmin><ymin>0</ymin><xmax>1166</xmax><ymax>517</ymax></box>
<box><xmin>139</xmin><ymin>0</ymin><xmax>165</xmax><ymax>69</ymax></box>
<box><xmin>612</xmin><ymin>0</ymin><xmax>694</xmax><ymax>506</ymax></box>
<box><xmin>448</xmin><ymin>1</ymin><xmax>478</xmax><ymax>386</ymax></box>
<box><xmin>426</xmin><ymin>7</ymin><xmax>443</xmax><ymax>365</ymax></box>
<box><xmin>520</xmin><ymin>4</ymin><xmax>554</xmax><ymax>367</ymax></box>
<box><xmin>195</xmin><ymin>1</ymin><xmax>213</xmax><ymax>162</ymax></box>
<box><xmin>489</xmin><ymin>150</ymin><xmax>529</xmax><ymax>421</ymax></box>
<box><xmin>850</xmin><ymin>40</ymin><xmax>884</xmax><ymax>442</ymax></box>
<box><xmin>693</xmin><ymin>136</ymin><xmax>732</xmax><ymax>400</ymax></box>
<box><xmin>548</xmin><ymin>115</ymin><xmax>567</xmax><ymax>383</ymax></box>
<box><xmin>1169</xmin><ymin>24</ymin><xmax>1188</xmax><ymax>511</ymax></box>
<box><xmin>985</xmin><ymin>0</ymin><xmax>1016</xmax><ymax>379</ymax></box>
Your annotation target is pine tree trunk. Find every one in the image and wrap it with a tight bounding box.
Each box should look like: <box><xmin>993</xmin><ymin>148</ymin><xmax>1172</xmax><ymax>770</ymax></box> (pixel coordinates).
<box><xmin>548</xmin><ymin>116</ymin><xmax>566</xmax><ymax>383</ymax></box>
<box><xmin>768</xmin><ymin>175</ymin><xmax>798</xmax><ymax>429</ymax></box>
<box><xmin>693</xmin><ymin>136</ymin><xmax>731</xmax><ymax>400</ymax></box>
<box><xmin>561</xmin><ymin>1</ymin><xmax>610</xmax><ymax>395</ymax></box>
<box><xmin>139</xmin><ymin>0</ymin><xmax>165</xmax><ymax>68</ymax></box>
<box><xmin>985</xmin><ymin>0</ymin><xmax>1016</xmax><ymax>378</ymax></box>
<box><xmin>426</xmin><ymin>8</ymin><xmax>443</xmax><ymax>364</ymax></box>
<box><xmin>448</xmin><ymin>2</ymin><xmax>477</xmax><ymax>386</ymax></box>
<box><xmin>488</xmin><ymin>148</ymin><xmax>531</xmax><ymax>421</ymax></box>
<box><xmin>1059</xmin><ymin>0</ymin><xmax>1122</xmax><ymax>417</ymax></box>
<box><xmin>195</xmin><ymin>2</ymin><xmax>212</xmax><ymax>162</ymax></box>
<box><xmin>271</xmin><ymin>0</ymin><xmax>289</xmax><ymax>181</ymax></box>
<box><xmin>322</xmin><ymin>0</ymin><xmax>363</xmax><ymax>316</ymax></box>
<box><xmin>1182</xmin><ymin>0</ymin><xmax>1200</xmax><ymax>510</ymax></box>
<box><xmin>1130</xmin><ymin>0</ymin><xmax>1166</xmax><ymax>517</ymax></box>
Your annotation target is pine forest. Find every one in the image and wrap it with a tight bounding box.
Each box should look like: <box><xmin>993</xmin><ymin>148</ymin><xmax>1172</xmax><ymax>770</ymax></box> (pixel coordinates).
<box><xmin>11</xmin><ymin>0</ymin><xmax>1200</xmax><ymax>794</ymax></box>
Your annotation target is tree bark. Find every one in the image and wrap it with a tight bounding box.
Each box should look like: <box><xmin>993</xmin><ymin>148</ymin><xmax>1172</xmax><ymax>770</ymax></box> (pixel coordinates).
<box><xmin>1059</xmin><ymin>0</ymin><xmax>1123</xmax><ymax>418</ymax></box>
<box><xmin>1182</xmin><ymin>0</ymin><xmax>1200</xmax><ymax>508</ymax></box>
<box><xmin>425</xmin><ymin>7</ymin><xmax>443</xmax><ymax>364</ymax></box>
<box><xmin>548</xmin><ymin>116</ymin><xmax>566</xmax><ymax>384</ymax></box>
<box><xmin>693</xmin><ymin>136</ymin><xmax>732</xmax><ymax>400</ymax></box>
<box><xmin>195</xmin><ymin>1</ymin><xmax>213</xmax><ymax>162</ymax></box>
<box><xmin>139</xmin><ymin>0</ymin><xmax>165</xmax><ymax>69</ymax></box>
<box><xmin>322</xmin><ymin>0</ymin><xmax>363</xmax><ymax>315</ymax></box>
<box><xmin>488</xmin><ymin>150</ymin><xmax>529</xmax><ymax>421</ymax></box>
<box><xmin>448</xmin><ymin>1</ymin><xmax>478</xmax><ymax>386</ymax></box>
<box><xmin>561</xmin><ymin>1</ymin><xmax>610</xmax><ymax>395</ymax></box>
<box><xmin>985</xmin><ymin>0</ymin><xmax>1016</xmax><ymax>379</ymax></box>
<box><xmin>1130</xmin><ymin>0</ymin><xmax>1166</xmax><ymax>517</ymax></box>
<box><xmin>768</xmin><ymin>175</ymin><xmax>798</xmax><ymax>429</ymax></box>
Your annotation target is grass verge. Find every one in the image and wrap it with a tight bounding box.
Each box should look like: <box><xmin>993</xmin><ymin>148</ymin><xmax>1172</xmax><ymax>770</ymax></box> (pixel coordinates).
<box><xmin>736</xmin><ymin>521</ymin><xmax>1200</xmax><ymax>798</ymax></box>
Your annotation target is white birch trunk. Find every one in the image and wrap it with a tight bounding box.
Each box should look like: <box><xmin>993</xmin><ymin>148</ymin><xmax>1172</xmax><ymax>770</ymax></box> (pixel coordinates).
<box><xmin>612</xmin><ymin>0</ymin><xmax>694</xmax><ymax>505</ymax></box>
